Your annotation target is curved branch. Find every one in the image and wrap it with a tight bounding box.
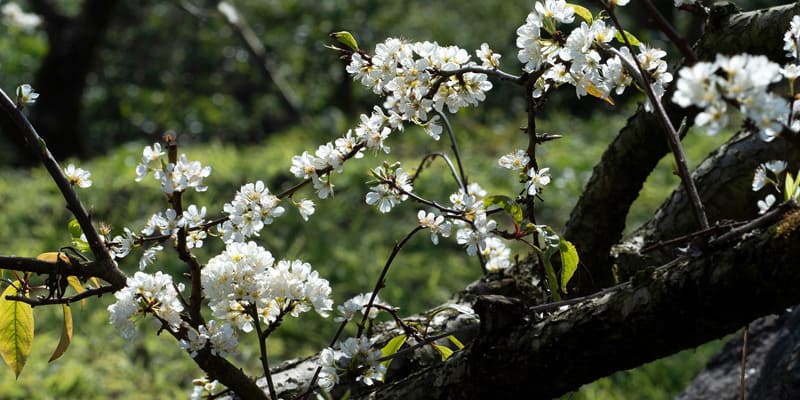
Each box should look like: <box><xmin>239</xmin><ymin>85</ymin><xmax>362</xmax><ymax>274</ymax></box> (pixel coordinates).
<box><xmin>564</xmin><ymin>2</ymin><xmax>800</xmax><ymax>294</ymax></box>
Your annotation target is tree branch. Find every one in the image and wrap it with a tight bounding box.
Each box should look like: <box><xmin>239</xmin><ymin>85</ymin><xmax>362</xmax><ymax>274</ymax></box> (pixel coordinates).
<box><xmin>564</xmin><ymin>2</ymin><xmax>800</xmax><ymax>294</ymax></box>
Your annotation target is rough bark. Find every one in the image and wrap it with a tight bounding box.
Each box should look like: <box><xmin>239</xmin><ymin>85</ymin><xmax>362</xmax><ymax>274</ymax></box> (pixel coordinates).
<box><xmin>678</xmin><ymin>307</ymin><xmax>800</xmax><ymax>400</ymax></box>
<box><xmin>234</xmin><ymin>4</ymin><xmax>800</xmax><ymax>399</ymax></box>
<box><xmin>259</xmin><ymin>206</ymin><xmax>800</xmax><ymax>399</ymax></box>
<box><xmin>615</xmin><ymin>130</ymin><xmax>800</xmax><ymax>280</ymax></box>
<box><xmin>563</xmin><ymin>2</ymin><xmax>800</xmax><ymax>294</ymax></box>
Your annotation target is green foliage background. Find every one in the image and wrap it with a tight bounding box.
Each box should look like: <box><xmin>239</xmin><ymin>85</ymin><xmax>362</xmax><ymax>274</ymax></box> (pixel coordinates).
<box><xmin>0</xmin><ymin>0</ymin><xmax>784</xmax><ymax>398</ymax></box>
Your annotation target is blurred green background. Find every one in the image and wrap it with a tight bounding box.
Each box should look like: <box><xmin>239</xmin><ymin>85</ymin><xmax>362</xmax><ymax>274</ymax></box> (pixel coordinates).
<box><xmin>0</xmin><ymin>0</ymin><xmax>785</xmax><ymax>398</ymax></box>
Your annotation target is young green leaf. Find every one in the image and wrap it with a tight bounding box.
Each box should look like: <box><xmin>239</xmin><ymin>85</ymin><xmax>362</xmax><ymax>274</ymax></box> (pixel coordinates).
<box><xmin>559</xmin><ymin>239</ymin><xmax>580</xmax><ymax>293</ymax></box>
<box><xmin>541</xmin><ymin>249</ymin><xmax>562</xmax><ymax>302</ymax></box>
<box><xmin>67</xmin><ymin>219</ymin><xmax>83</xmax><ymax>239</ymax></box>
<box><xmin>433</xmin><ymin>344</ymin><xmax>454</xmax><ymax>361</ymax></box>
<box><xmin>49</xmin><ymin>304</ymin><xmax>73</xmax><ymax>362</ymax></box>
<box><xmin>0</xmin><ymin>281</ymin><xmax>34</xmax><ymax>378</ymax></box>
<box><xmin>615</xmin><ymin>30</ymin><xmax>642</xmax><ymax>47</ymax></box>
<box><xmin>380</xmin><ymin>334</ymin><xmax>407</xmax><ymax>369</ymax></box>
<box><xmin>483</xmin><ymin>195</ymin><xmax>524</xmax><ymax>225</ymax></box>
<box><xmin>330</xmin><ymin>31</ymin><xmax>360</xmax><ymax>52</ymax></box>
<box><xmin>538</xmin><ymin>227</ymin><xmax>563</xmax><ymax>301</ymax></box>
<box><xmin>566</xmin><ymin>3</ymin><xmax>593</xmax><ymax>23</ymax></box>
<box><xmin>785</xmin><ymin>172</ymin><xmax>799</xmax><ymax>201</ymax></box>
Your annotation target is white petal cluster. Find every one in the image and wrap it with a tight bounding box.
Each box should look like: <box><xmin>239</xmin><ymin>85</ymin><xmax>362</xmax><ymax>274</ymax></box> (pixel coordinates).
<box><xmin>751</xmin><ymin>160</ymin><xmax>790</xmax><ymax>214</ymax></box>
<box><xmin>498</xmin><ymin>149</ymin><xmax>530</xmax><ymax>171</ymax></box>
<box><xmin>456</xmin><ymin>213</ymin><xmax>497</xmax><ymax>256</ymax></box>
<box><xmin>291</xmin><ymin>37</ymin><xmax>494</xmax><ymax>200</ymax></box>
<box><xmin>417</xmin><ymin>210</ymin><xmax>452</xmax><ymax>245</ymax></box>
<box><xmin>365</xmin><ymin>165</ymin><xmax>413</xmax><ymax>213</ymax></box>
<box><xmin>107</xmin><ymin>271</ymin><xmax>184</xmax><ymax>339</ymax></box>
<box><xmin>317</xmin><ymin>337</ymin><xmax>386</xmax><ymax>392</ymax></box>
<box><xmin>527</xmin><ymin>167</ymin><xmax>552</xmax><ymax>195</ymax></box>
<box><xmin>201</xmin><ymin>242</ymin><xmax>333</xmax><ymax>335</ymax></box>
<box><xmin>334</xmin><ymin>293</ymin><xmax>387</xmax><ymax>323</ymax></box>
<box><xmin>220</xmin><ymin>181</ymin><xmax>285</xmax><ymax>243</ymax></box>
<box><xmin>135</xmin><ymin>143</ymin><xmax>211</xmax><ymax>193</ymax></box>
<box><xmin>64</xmin><ymin>164</ymin><xmax>92</xmax><ymax>188</ymax></box>
<box><xmin>785</xmin><ymin>15</ymin><xmax>800</xmax><ymax>60</ymax></box>
<box><xmin>482</xmin><ymin>237</ymin><xmax>512</xmax><ymax>272</ymax></box>
<box><xmin>515</xmin><ymin>3</ymin><xmax>672</xmax><ymax>108</ymax></box>
<box><xmin>15</xmin><ymin>83</ymin><xmax>39</xmax><ymax>105</ymax></box>
<box><xmin>2</xmin><ymin>3</ymin><xmax>41</xmax><ymax>32</ymax></box>
<box><xmin>672</xmin><ymin>54</ymin><xmax>788</xmax><ymax>141</ymax></box>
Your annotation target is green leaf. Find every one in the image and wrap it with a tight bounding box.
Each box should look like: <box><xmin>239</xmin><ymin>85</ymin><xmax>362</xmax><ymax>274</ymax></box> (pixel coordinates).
<box><xmin>566</xmin><ymin>3</ymin><xmax>593</xmax><ymax>23</ymax></box>
<box><xmin>433</xmin><ymin>344</ymin><xmax>454</xmax><ymax>361</ymax></box>
<box><xmin>786</xmin><ymin>172</ymin><xmax>798</xmax><ymax>202</ymax></box>
<box><xmin>540</xmin><ymin>227</ymin><xmax>562</xmax><ymax>301</ymax></box>
<box><xmin>559</xmin><ymin>239</ymin><xmax>580</xmax><ymax>294</ymax></box>
<box><xmin>330</xmin><ymin>31</ymin><xmax>360</xmax><ymax>52</ymax></box>
<box><xmin>0</xmin><ymin>281</ymin><xmax>34</xmax><ymax>378</ymax></box>
<box><xmin>541</xmin><ymin>249</ymin><xmax>562</xmax><ymax>302</ymax></box>
<box><xmin>380</xmin><ymin>334</ymin><xmax>407</xmax><ymax>369</ymax></box>
<box><xmin>483</xmin><ymin>195</ymin><xmax>524</xmax><ymax>225</ymax></box>
<box><xmin>447</xmin><ymin>335</ymin><xmax>464</xmax><ymax>350</ymax></box>
<box><xmin>615</xmin><ymin>30</ymin><xmax>642</xmax><ymax>47</ymax></box>
<box><xmin>49</xmin><ymin>304</ymin><xmax>73</xmax><ymax>362</ymax></box>
<box><xmin>68</xmin><ymin>220</ymin><xmax>90</xmax><ymax>253</ymax></box>
<box><xmin>67</xmin><ymin>219</ymin><xmax>82</xmax><ymax>239</ymax></box>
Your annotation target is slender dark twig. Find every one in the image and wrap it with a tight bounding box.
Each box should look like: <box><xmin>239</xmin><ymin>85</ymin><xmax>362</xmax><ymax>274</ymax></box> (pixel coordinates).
<box><xmin>251</xmin><ymin>307</ymin><xmax>278</xmax><ymax>400</ymax></box>
<box><xmin>740</xmin><ymin>325</ymin><xmax>749</xmax><ymax>400</ymax></box>
<box><xmin>357</xmin><ymin>226</ymin><xmax>425</xmax><ymax>337</ymax></box>
<box><xmin>641</xmin><ymin>0</ymin><xmax>697</xmax><ymax>63</ymax></box>
<box><xmin>436</xmin><ymin>110</ymin><xmax>469</xmax><ymax>194</ymax></box>
<box><xmin>602</xmin><ymin>6</ymin><xmax>710</xmax><ymax>230</ymax></box>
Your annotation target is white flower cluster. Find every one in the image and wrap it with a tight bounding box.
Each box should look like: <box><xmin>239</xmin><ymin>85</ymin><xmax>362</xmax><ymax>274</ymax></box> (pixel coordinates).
<box><xmin>347</xmin><ymin>38</ymin><xmax>493</xmax><ymax>116</ymax></box>
<box><xmin>201</xmin><ymin>242</ymin><xmax>332</xmax><ymax>336</ymax></box>
<box><xmin>317</xmin><ymin>336</ymin><xmax>386</xmax><ymax>392</ymax></box>
<box><xmin>335</xmin><ymin>293</ymin><xmax>386</xmax><ymax>323</ymax></box>
<box><xmin>516</xmin><ymin>1</ymin><xmax>672</xmax><ymax>109</ymax></box>
<box><xmin>289</xmin><ymin>38</ymin><xmax>494</xmax><ymax>199</ymax></box>
<box><xmin>179</xmin><ymin>320</ymin><xmax>239</xmax><ymax>358</ymax></box>
<box><xmin>107</xmin><ymin>271</ymin><xmax>184</xmax><ymax>340</ymax></box>
<box><xmin>219</xmin><ymin>181</ymin><xmax>285</xmax><ymax>243</ymax></box>
<box><xmin>109</xmin><ymin>204</ymin><xmax>208</xmax><ymax>268</ymax></box>
<box><xmin>672</xmin><ymin>53</ymin><xmax>792</xmax><ymax>141</ymax></box>
<box><xmin>135</xmin><ymin>143</ymin><xmax>212</xmax><ymax>194</ymax></box>
<box><xmin>751</xmin><ymin>160</ymin><xmax>792</xmax><ymax>214</ymax></box>
<box><xmin>450</xmin><ymin>185</ymin><xmax>511</xmax><ymax>271</ymax></box>
<box><xmin>2</xmin><ymin>2</ymin><xmax>41</xmax><ymax>32</ymax></box>
<box><xmin>64</xmin><ymin>164</ymin><xmax>92</xmax><ymax>188</ymax></box>
<box><xmin>365</xmin><ymin>164</ymin><xmax>413</xmax><ymax>213</ymax></box>
<box><xmin>785</xmin><ymin>16</ymin><xmax>800</xmax><ymax>60</ymax></box>
<box><xmin>15</xmin><ymin>83</ymin><xmax>38</xmax><ymax>105</ymax></box>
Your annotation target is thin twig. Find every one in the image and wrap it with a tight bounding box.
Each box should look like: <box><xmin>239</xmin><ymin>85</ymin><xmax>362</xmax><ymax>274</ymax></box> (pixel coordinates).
<box><xmin>602</xmin><ymin>6</ymin><xmax>710</xmax><ymax>231</ymax></box>
<box><xmin>740</xmin><ymin>324</ymin><xmax>749</xmax><ymax>400</ymax></box>
<box><xmin>7</xmin><ymin>285</ymin><xmax>116</xmax><ymax>307</ymax></box>
<box><xmin>252</xmin><ymin>306</ymin><xmax>278</xmax><ymax>400</ymax></box>
<box><xmin>357</xmin><ymin>226</ymin><xmax>425</xmax><ymax>338</ymax></box>
<box><xmin>641</xmin><ymin>0</ymin><xmax>697</xmax><ymax>63</ymax></box>
<box><xmin>436</xmin><ymin>110</ymin><xmax>468</xmax><ymax>194</ymax></box>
